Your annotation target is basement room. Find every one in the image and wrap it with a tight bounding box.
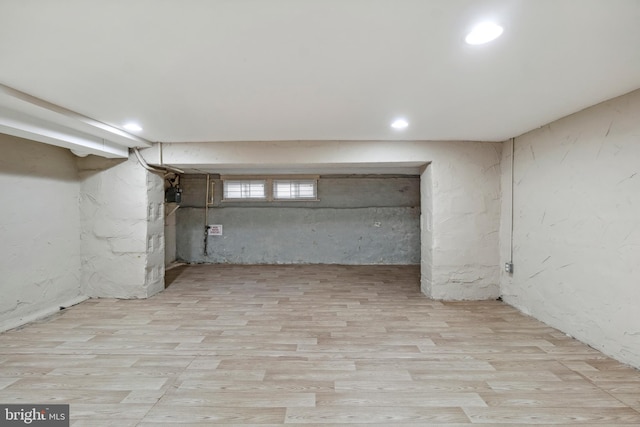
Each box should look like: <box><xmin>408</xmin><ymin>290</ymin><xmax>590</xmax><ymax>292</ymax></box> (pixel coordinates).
<box><xmin>1</xmin><ymin>1</ymin><xmax>639</xmax><ymax>425</ymax></box>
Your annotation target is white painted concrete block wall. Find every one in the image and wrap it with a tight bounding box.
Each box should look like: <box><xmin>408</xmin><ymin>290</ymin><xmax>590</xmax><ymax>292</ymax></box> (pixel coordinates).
<box><xmin>78</xmin><ymin>155</ymin><xmax>164</xmax><ymax>298</ymax></box>
<box><xmin>0</xmin><ymin>135</ymin><xmax>86</xmax><ymax>330</ymax></box>
<box><xmin>501</xmin><ymin>89</ymin><xmax>640</xmax><ymax>368</ymax></box>
<box><xmin>429</xmin><ymin>143</ymin><xmax>502</xmax><ymax>300</ymax></box>
<box><xmin>146</xmin><ymin>171</ymin><xmax>165</xmax><ymax>295</ymax></box>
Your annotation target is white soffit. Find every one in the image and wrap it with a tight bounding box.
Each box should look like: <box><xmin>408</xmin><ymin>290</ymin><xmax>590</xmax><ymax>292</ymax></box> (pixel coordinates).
<box><xmin>0</xmin><ymin>84</ymin><xmax>151</xmax><ymax>158</ymax></box>
<box><xmin>0</xmin><ymin>106</ymin><xmax>129</xmax><ymax>158</ymax></box>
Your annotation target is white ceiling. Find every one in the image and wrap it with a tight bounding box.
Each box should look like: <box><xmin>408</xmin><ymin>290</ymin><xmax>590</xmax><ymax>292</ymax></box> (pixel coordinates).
<box><xmin>1</xmin><ymin>0</ymin><xmax>639</xmax><ymax>144</ymax></box>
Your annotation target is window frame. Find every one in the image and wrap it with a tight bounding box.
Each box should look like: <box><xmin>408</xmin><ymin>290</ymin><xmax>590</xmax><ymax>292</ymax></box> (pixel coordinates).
<box><xmin>221</xmin><ymin>175</ymin><xmax>319</xmax><ymax>202</ymax></box>
<box><xmin>221</xmin><ymin>178</ymin><xmax>268</xmax><ymax>201</ymax></box>
<box><xmin>273</xmin><ymin>178</ymin><xmax>318</xmax><ymax>201</ymax></box>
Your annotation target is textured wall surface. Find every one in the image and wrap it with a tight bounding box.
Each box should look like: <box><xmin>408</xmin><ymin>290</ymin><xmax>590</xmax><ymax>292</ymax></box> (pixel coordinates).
<box><xmin>0</xmin><ymin>135</ymin><xmax>85</xmax><ymax>331</ymax></box>
<box><xmin>500</xmin><ymin>89</ymin><xmax>640</xmax><ymax>368</ymax></box>
<box><xmin>146</xmin><ymin>171</ymin><xmax>165</xmax><ymax>294</ymax></box>
<box><xmin>177</xmin><ymin>176</ymin><xmax>421</xmax><ymax>265</ymax></box>
<box><xmin>78</xmin><ymin>155</ymin><xmax>164</xmax><ymax>298</ymax></box>
<box><xmin>429</xmin><ymin>143</ymin><xmax>502</xmax><ymax>300</ymax></box>
<box><xmin>420</xmin><ymin>165</ymin><xmax>433</xmax><ymax>295</ymax></box>
<box><xmin>164</xmin><ymin>203</ymin><xmax>178</xmax><ymax>266</ymax></box>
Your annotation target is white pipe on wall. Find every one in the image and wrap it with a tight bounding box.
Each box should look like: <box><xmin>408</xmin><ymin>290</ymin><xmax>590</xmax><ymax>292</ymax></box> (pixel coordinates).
<box><xmin>132</xmin><ymin>148</ymin><xmax>184</xmax><ymax>175</ymax></box>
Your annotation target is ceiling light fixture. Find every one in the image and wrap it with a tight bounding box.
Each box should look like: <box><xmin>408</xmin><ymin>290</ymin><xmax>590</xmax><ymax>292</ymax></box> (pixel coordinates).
<box><xmin>123</xmin><ymin>122</ymin><xmax>143</xmax><ymax>132</ymax></box>
<box><xmin>465</xmin><ymin>22</ymin><xmax>503</xmax><ymax>45</ymax></box>
<box><xmin>391</xmin><ymin>118</ymin><xmax>409</xmax><ymax>130</ymax></box>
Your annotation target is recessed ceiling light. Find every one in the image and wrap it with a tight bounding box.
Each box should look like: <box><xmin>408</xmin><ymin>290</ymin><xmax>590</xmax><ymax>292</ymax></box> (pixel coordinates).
<box><xmin>465</xmin><ymin>22</ymin><xmax>503</xmax><ymax>45</ymax></box>
<box><xmin>391</xmin><ymin>118</ymin><xmax>409</xmax><ymax>130</ymax></box>
<box><xmin>123</xmin><ymin>122</ymin><xmax>143</xmax><ymax>132</ymax></box>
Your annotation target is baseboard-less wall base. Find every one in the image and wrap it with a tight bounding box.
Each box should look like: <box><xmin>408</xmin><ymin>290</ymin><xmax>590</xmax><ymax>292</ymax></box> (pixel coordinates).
<box><xmin>0</xmin><ymin>295</ymin><xmax>88</xmax><ymax>333</ymax></box>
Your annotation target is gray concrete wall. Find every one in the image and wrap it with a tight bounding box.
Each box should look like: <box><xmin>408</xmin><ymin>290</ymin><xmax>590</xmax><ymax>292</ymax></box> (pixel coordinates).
<box><xmin>176</xmin><ymin>176</ymin><xmax>420</xmax><ymax>264</ymax></box>
<box><xmin>164</xmin><ymin>203</ymin><xmax>178</xmax><ymax>266</ymax></box>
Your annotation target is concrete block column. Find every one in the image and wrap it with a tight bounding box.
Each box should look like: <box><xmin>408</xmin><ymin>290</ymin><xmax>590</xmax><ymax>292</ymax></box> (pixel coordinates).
<box><xmin>78</xmin><ymin>155</ymin><xmax>164</xmax><ymax>298</ymax></box>
<box><xmin>420</xmin><ymin>145</ymin><xmax>501</xmax><ymax>300</ymax></box>
<box><xmin>420</xmin><ymin>164</ymin><xmax>433</xmax><ymax>295</ymax></box>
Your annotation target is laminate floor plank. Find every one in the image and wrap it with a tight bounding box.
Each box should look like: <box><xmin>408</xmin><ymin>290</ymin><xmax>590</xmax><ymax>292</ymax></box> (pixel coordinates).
<box><xmin>462</xmin><ymin>407</ymin><xmax>640</xmax><ymax>424</ymax></box>
<box><xmin>0</xmin><ymin>264</ymin><xmax>638</xmax><ymax>425</ymax></box>
<box><xmin>285</xmin><ymin>406</ymin><xmax>470</xmax><ymax>424</ymax></box>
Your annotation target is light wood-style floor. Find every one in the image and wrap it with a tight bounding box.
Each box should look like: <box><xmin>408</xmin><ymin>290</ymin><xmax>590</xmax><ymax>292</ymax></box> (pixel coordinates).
<box><xmin>1</xmin><ymin>264</ymin><xmax>639</xmax><ymax>426</ymax></box>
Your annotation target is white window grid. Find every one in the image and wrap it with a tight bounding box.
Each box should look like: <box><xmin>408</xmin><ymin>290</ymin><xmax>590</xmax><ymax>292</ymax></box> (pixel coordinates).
<box><xmin>223</xmin><ymin>179</ymin><xmax>267</xmax><ymax>200</ymax></box>
<box><xmin>221</xmin><ymin>176</ymin><xmax>319</xmax><ymax>202</ymax></box>
<box><xmin>273</xmin><ymin>179</ymin><xmax>317</xmax><ymax>200</ymax></box>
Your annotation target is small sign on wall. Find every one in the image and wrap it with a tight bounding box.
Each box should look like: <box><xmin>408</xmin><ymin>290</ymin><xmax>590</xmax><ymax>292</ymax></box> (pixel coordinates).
<box><xmin>208</xmin><ymin>225</ymin><xmax>223</xmax><ymax>236</ymax></box>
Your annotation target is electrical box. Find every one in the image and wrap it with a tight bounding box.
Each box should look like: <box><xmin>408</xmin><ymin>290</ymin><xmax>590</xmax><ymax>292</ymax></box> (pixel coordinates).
<box><xmin>505</xmin><ymin>262</ymin><xmax>514</xmax><ymax>274</ymax></box>
<box><xmin>165</xmin><ymin>187</ymin><xmax>182</xmax><ymax>203</ymax></box>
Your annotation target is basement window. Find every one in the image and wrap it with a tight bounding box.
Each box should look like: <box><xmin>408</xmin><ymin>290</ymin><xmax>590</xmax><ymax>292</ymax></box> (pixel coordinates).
<box><xmin>221</xmin><ymin>175</ymin><xmax>319</xmax><ymax>202</ymax></box>
<box><xmin>273</xmin><ymin>179</ymin><xmax>317</xmax><ymax>200</ymax></box>
<box><xmin>223</xmin><ymin>179</ymin><xmax>267</xmax><ymax>200</ymax></box>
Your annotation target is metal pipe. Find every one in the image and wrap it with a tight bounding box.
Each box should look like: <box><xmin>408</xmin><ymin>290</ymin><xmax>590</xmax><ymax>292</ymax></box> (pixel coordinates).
<box><xmin>204</xmin><ymin>174</ymin><xmax>210</xmax><ymax>255</ymax></box>
<box><xmin>166</xmin><ymin>205</ymin><xmax>180</xmax><ymax>217</ymax></box>
<box><xmin>510</xmin><ymin>137</ymin><xmax>515</xmax><ymax>263</ymax></box>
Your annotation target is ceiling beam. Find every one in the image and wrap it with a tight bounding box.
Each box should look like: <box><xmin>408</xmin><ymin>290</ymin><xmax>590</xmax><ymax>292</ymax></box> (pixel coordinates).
<box><xmin>0</xmin><ymin>83</ymin><xmax>152</xmax><ymax>153</ymax></box>
<box><xmin>0</xmin><ymin>106</ymin><xmax>128</xmax><ymax>158</ymax></box>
